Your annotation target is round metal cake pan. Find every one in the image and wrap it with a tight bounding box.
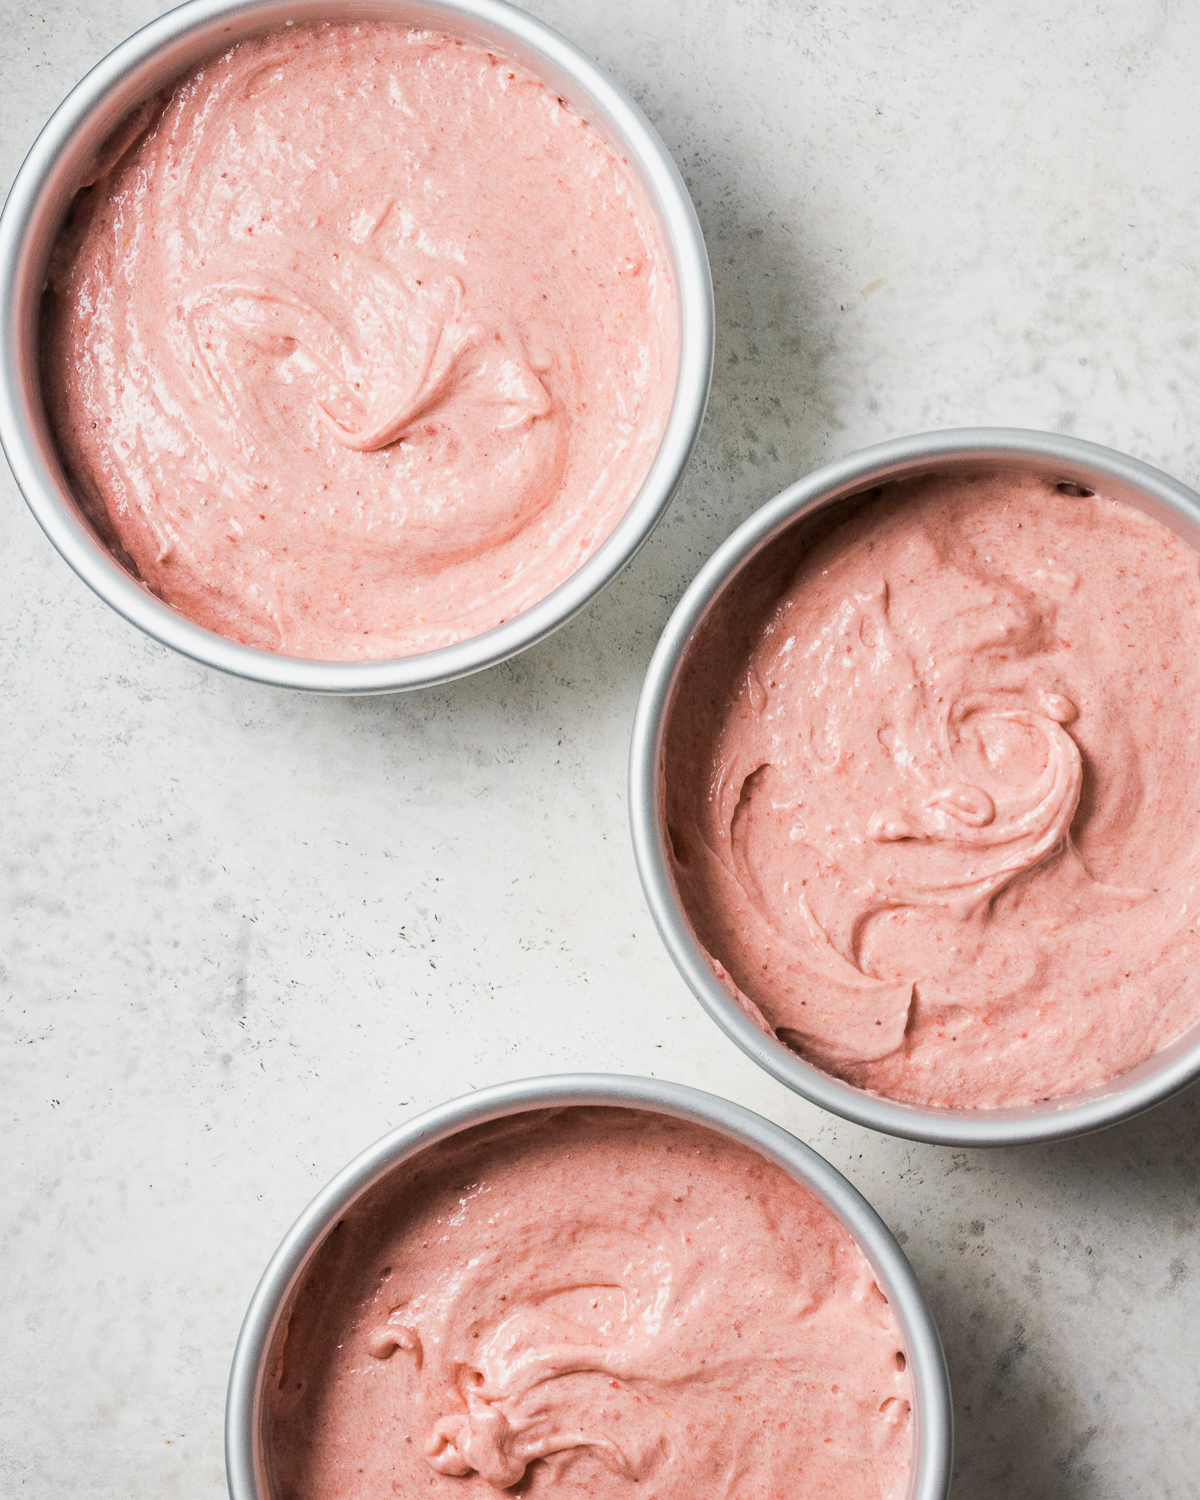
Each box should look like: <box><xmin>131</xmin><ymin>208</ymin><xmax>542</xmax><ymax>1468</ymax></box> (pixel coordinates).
<box><xmin>629</xmin><ymin>428</ymin><xmax>1200</xmax><ymax>1147</ymax></box>
<box><xmin>0</xmin><ymin>0</ymin><xmax>713</xmax><ymax>692</ymax></box>
<box><xmin>226</xmin><ymin>1073</ymin><xmax>952</xmax><ymax>1500</ymax></box>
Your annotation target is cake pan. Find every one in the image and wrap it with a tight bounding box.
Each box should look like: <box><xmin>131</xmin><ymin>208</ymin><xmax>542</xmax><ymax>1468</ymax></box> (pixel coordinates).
<box><xmin>630</xmin><ymin>428</ymin><xmax>1200</xmax><ymax>1147</ymax></box>
<box><xmin>226</xmin><ymin>1073</ymin><xmax>952</xmax><ymax>1500</ymax></box>
<box><xmin>0</xmin><ymin>0</ymin><xmax>712</xmax><ymax>693</ymax></box>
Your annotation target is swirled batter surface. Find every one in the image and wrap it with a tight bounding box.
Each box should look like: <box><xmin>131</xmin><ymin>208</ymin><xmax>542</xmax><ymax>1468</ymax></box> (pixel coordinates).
<box><xmin>266</xmin><ymin>1108</ymin><xmax>910</xmax><ymax>1499</ymax></box>
<box><xmin>666</xmin><ymin>471</ymin><xmax>1200</xmax><ymax>1107</ymax></box>
<box><xmin>42</xmin><ymin>24</ymin><xmax>674</xmax><ymax>658</ymax></box>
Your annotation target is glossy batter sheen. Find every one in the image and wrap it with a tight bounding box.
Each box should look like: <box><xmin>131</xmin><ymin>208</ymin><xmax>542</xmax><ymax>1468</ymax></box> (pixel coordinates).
<box><xmin>42</xmin><ymin>24</ymin><xmax>674</xmax><ymax>658</ymax></box>
<box><xmin>267</xmin><ymin>1108</ymin><xmax>911</xmax><ymax>1499</ymax></box>
<box><xmin>666</xmin><ymin>472</ymin><xmax>1200</xmax><ymax>1107</ymax></box>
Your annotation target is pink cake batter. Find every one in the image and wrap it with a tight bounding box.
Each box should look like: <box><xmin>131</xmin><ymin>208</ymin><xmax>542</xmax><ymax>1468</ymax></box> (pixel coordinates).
<box><xmin>267</xmin><ymin>1107</ymin><xmax>911</xmax><ymax>1499</ymax></box>
<box><xmin>666</xmin><ymin>470</ymin><xmax>1200</xmax><ymax>1108</ymax></box>
<box><xmin>42</xmin><ymin>24</ymin><xmax>674</xmax><ymax>659</ymax></box>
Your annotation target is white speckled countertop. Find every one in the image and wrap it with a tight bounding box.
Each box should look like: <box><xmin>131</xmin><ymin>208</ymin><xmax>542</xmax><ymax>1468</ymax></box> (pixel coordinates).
<box><xmin>3</xmin><ymin>1</ymin><xmax>1199</xmax><ymax>1495</ymax></box>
